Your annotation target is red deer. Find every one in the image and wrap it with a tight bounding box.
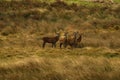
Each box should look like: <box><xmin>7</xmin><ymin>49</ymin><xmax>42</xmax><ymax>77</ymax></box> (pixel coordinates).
<box><xmin>60</xmin><ymin>31</ymin><xmax>78</xmax><ymax>48</ymax></box>
<box><xmin>59</xmin><ymin>32</ymin><xmax>68</xmax><ymax>48</ymax></box>
<box><xmin>42</xmin><ymin>33</ymin><xmax>60</xmax><ymax>48</ymax></box>
<box><xmin>66</xmin><ymin>31</ymin><xmax>78</xmax><ymax>48</ymax></box>
<box><xmin>60</xmin><ymin>32</ymin><xmax>82</xmax><ymax>48</ymax></box>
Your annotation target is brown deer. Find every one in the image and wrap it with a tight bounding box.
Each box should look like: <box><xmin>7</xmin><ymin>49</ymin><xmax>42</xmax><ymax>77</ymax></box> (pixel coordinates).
<box><xmin>59</xmin><ymin>32</ymin><xmax>68</xmax><ymax>48</ymax></box>
<box><xmin>42</xmin><ymin>33</ymin><xmax>60</xmax><ymax>48</ymax></box>
<box><xmin>65</xmin><ymin>31</ymin><xmax>79</xmax><ymax>48</ymax></box>
<box><xmin>75</xmin><ymin>33</ymin><xmax>82</xmax><ymax>48</ymax></box>
<box><xmin>60</xmin><ymin>31</ymin><xmax>82</xmax><ymax>48</ymax></box>
<box><xmin>59</xmin><ymin>31</ymin><xmax>78</xmax><ymax>48</ymax></box>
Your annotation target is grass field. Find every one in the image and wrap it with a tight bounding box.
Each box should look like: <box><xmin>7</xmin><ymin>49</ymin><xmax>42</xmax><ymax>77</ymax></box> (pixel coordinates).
<box><xmin>0</xmin><ymin>47</ymin><xmax>120</xmax><ymax>80</ymax></box>
<box><xmin>0</xmin><ymin>0</ymin><xmax>120</xmax><ymax>80</ymax></box>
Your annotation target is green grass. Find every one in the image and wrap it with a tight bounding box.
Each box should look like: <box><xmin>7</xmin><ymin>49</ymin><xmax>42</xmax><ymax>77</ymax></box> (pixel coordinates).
<box><xmin>114</xmin><ymin>0</ymin><xmax>120</xmax><ymax>2</ymax></box>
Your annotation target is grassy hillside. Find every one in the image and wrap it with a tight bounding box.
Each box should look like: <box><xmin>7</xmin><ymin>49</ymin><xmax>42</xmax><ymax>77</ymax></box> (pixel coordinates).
<box><xmin>0</xmin><ymin>1</ymin><xmax>120</xmax><ymax>80</ymax></box>
<box><xmin>0</xmin><ymin>0</ymin><xmax>120</xmax><ymax>48</ymax></box>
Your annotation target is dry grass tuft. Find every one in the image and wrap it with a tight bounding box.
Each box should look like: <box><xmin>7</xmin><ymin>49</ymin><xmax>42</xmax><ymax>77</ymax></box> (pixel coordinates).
<box><xmin>0</xmin><ymin>54</ymin><xmax>120</xmax><ymax>80</ymax></box>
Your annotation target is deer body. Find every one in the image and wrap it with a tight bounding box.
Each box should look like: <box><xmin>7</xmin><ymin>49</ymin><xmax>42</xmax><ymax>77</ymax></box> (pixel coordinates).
<box><xmin>61</xmin><ymin>32</ymin><xmax>82</xmax><ymax>48</ymax></box>
<box><xmin>42</xmin><ymin>35</ymin><xmax>59</xmax><ymax>48</ymax></box>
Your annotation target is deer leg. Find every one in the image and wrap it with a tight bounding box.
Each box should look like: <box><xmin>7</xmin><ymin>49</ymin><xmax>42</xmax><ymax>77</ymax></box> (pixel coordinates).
<box><xmin>52</xmin><ymin>43</ymin><xmax>56</xmax><ymax>48</ymax></box>
<box><xmin>52</xmin><ymin>43</ymin><xmax>54</xmax><ymax>48</ymax></box>
<box><xmin>74</xmin><ymin>43</ymin><xmax>77</xmax><ymax>48</ymax></box>
<box><xmin>64</xmin><ymin>43</ymin><xmax>68</xmax><ymax>48</ymax></box>
<box><xmin>60</xmin><ymin>43</ymin><xmax>63</xmax><ymax>48</ymax></box>
<box><xmin>52</xmin><ymin>43</ymin><xmax>55</xmax><ymax>48</ymax></box>
<box><xmin>42</xmin><ymin>42</ymin><xmax>46</xmax><ymax>48</ymax></box>
<box><xmin>70</xmin><ymin>44</ymin><xmax>74</xmax><ymax>49</ymax></box>
<box><xmin>69</xmin><ymin>43</ymin><xmax>73</xmax><ymax>49</ymax></box>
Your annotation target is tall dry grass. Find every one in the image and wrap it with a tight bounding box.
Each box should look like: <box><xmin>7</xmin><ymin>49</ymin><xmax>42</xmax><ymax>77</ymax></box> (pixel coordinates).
<box><xmin>0</xmin><ymin>1</ymin><xmax>120</xmax><ymax>80</ymax></box>
<box><xmin>0</xmin><ymin>55</ymin><xmax>120</xmax><ymax>80</ymax></box>
<box><xmin>0</xmin><ymin>44</ymin><xmax>120</xmax><ymax>80</ymax></box>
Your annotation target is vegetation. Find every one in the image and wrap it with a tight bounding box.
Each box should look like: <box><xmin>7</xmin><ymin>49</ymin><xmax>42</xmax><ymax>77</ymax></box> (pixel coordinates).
<box><xmin>0</xmin><ymin>0</ymin><xmax>120</xmax><ymax>80</ymax></box>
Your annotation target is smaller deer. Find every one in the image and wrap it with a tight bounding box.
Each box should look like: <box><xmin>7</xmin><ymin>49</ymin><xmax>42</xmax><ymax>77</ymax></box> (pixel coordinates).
<box><xmin>42</xmin><ymin>33</ymin><xmax>60</xmax><ymax>48</ymax></box>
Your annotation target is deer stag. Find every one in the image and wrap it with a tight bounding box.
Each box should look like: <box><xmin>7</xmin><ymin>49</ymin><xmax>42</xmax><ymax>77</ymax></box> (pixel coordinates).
<box><xmin>64</xmin><ymin>31</ymin><xmax>78</xmax><ymax>48</ymax></box>
<box><xmin>60</xmin><ymin>31</ymin><xmax>82</xmax><ymax>48</ymax></box>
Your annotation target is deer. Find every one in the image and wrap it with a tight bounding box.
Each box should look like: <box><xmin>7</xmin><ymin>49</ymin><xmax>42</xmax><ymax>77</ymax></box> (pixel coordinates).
<box><xmin>60</xmin><ymin>31</ymin><xmax>82</xmax><ymax>48</ymax></box>
<box><xmin>42</xmin><ymin>33</ymin><xmax>60</xmax><ymax>48</ymax></box>
<box><xmin>65</xmin><ymin>31</ymin><xmax>78</xmax><ymax>48</ymax></box>
<box><xmin>59</xmin><ymin>31</ymin><xmax>78</xmax><ymax>48</ymax></box>
<box><xmin>59</xmin><ymin>32</ymin><xmax>68</xmax><ymax>48</ymax></box>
